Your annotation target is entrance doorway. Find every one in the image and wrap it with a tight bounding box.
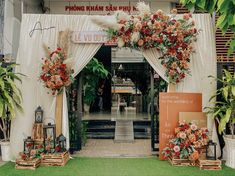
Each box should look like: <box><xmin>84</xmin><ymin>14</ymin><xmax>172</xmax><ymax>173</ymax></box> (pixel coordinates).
<box><xmin>67</xmin><ymin>46</ymin><xmax>167</xmax><ymax>155</ymax></box>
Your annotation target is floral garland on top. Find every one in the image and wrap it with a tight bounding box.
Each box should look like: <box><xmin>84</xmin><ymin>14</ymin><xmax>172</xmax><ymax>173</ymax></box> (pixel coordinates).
<box><xmin>104</xmin><ymin>2</ymin><xmax>198</xmax><ymax>83</ymax></box>
<box><xmin>40</xmin><ymin>47</ymin><xmax>73</xmax><ymax>95</ymax></box>
<box><xmin>162</xmin><ymin>121</ymin><xmax>209</xmax><ymax>160</ymax></box>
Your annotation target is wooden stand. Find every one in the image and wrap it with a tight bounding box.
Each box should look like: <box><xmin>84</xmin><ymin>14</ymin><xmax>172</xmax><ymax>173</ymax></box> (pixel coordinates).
<box><xmin>41</xmin><ymin>151</ymin><xmax>70</xmax><ymax>166</ymax></box>
<box><xmin>15</xmin><ymin>158</ymin><xmax>41</xmax><ymax>170</ymax></box>
<box><xmin>197</xmin><ymin>156</ymin><xmax>222</xmax><ymax>170</ymax></box>
<box><xmin>55</xmin><ymin>93</ymin><xmax>63</xmax><ymax>137</ymax></box>
<box><xmin>168</xmin><ymin>156</ymin><xmax>196</xmax><ymax>166</ymax></box>
<box><xmin>167</xmin><ymin>83</ymin><xmax>176</xmax><ymax>92</ymax></box>
<box><xmin>32</xmin><ymin>123</ymin><xmax>44</xmax><ymax>141</ymax></box>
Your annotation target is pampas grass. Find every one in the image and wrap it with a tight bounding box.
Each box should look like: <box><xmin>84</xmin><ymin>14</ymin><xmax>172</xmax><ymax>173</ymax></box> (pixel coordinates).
<box><xmin>57</xmin><ymin>29</ymin><xmax>71</xmax><ymax>55</ymax></box>
<box><xmin>42</xmin><ymin>43</ymin><xmax>51</xmax><ymax>58</ymax></box>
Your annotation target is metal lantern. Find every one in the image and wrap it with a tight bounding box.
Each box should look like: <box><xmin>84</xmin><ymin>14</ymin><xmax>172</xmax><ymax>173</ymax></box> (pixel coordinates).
<box><xmin>206</xmin><ymin>140</ymin><xmax>217</xmax><ymax>160</ymax></box>
<box><xmin>23</xmin><ymin>136</ymin><xmax>35</xmax><ymax>154</ymax></box>
<box><xmin>43</xmin><ymin>123</ymin><xmax>56</xmax><ymax>153</ymax></box>
<box><xmin>35</xmin><ymin>106</ymin><xmax>43</xmax><ymax>123</ymax></box>
<box><xmin>56</xmin><ymin>134</ymin><xmax>66</xmax><ymax>152</ymax></box>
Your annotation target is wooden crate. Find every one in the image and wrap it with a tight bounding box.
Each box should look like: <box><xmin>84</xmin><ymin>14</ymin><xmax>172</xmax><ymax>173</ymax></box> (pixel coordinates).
<box><xmin>15</xmin><ymin>158</ymin><xmax>41</xmax><ymax>170</ymax></box>
<box><xmin>197</xmin><ymin>156</ymin><xmax>222</xmax><ymax>170</ymax></box>
<box><xmin>168</xmin><ymin>156</ymin><xmax>196</xmax><ymax>166</ymax></box>
<box><xmin>41</xmin><ymin>151</ymin><xmax>70</xmax><ymax>166</ymax></box>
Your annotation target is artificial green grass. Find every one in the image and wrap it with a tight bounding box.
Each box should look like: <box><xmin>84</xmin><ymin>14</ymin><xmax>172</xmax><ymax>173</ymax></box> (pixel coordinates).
<box><xmin>0</xmin><ymin>157</ymin><xmax>234</xmax><ymax>176</ymax></box>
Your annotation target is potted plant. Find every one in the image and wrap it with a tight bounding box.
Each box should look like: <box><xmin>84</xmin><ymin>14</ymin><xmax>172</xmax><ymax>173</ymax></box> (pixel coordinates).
<box><xmin>206</xmin><ymin>69</ymin><xmax>235</xmax><ymax>168</ymax></box>
<box><xmin>82</xmin><ymin>58</ymin><xmax>109</xmax><ymax>112</ymax></box>
<box><xmin>0</xmin><ymin>63</ymin><xmax>23</xmax><ymax>161</ymax></box>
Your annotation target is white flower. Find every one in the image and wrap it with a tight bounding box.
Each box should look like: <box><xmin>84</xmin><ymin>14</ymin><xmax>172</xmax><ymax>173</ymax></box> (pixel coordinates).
<box><xmin>147</xmin><ymin>21</ymin><xmax>152</xmax><ymax>28</ymax></box>
<box><xmin>114</xmin><ymin>11</ymin><xmax>129</xmax><ymax>22</ymax></box>
<box><xmin>133</xmin><ymin>17</ymin><xmax>140</xmax><ymax>24</ymax></box>
<box><xmin>190</xmin><ymin>123</ymin><xmax>198</xmax><ymax>131</ymax></box>
<box><xmin>117</xmin><ymin>38</ymin><xmax>125</xmax><ymax>48</ymax></box>
<box><xmin>131</xmin><ymin>32</ymin><xmax>140</xmax><ymax>42</ymax></box>
<box><xmin>136</xmin><ymin>2</ymin><xmax>151</xmax><ymax>17</ymax></box>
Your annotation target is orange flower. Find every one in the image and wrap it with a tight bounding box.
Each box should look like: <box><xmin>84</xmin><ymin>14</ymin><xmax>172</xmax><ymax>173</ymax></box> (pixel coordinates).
<box><xmin>171</xmin><ymin>62</ymin><xmax>177</xmax><ymax>69</ymax></box>
<box><xmin>170</xmin><ymin>8</ymin><xmax>177</xmax><ymax>14</ymax></box>
<box><xmin>138</xmin><ymin>39</ymin><xmax>144</xmax><ymax>46</ymax></box>
<box><xmin>189</xmin><ymin>151</ymin><xmax>199</xmax><ymax>161</ymax></box>
<box><xmin>183</xmin><ymin>13</ymin><xmax>190</xmax><ymax>20</ymax></box>
<box><xmin>169</xmin><ymin>69</ymin><xmax>175</xmax><ymax>76</ymax></box>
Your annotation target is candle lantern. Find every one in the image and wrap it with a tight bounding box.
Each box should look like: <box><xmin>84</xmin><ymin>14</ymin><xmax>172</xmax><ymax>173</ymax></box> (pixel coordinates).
<box><xmin>56</xmin><ymin>134</ymin><xmax>66</xmax><ymax>152</ymax></box>
<box><xmin>35</xmin><ymin>106</ymin><xmax>43</xmax><ymax>123</ymax></box>
<box><xmin>206</xmin><ymin>140</ymin><xmax>217</xmax><ymax>160</ymax></box>
<box><xmin>23</xmin><ymin>136</ymin><xmax>35</xmax><ymax>155</ymax></box>
<box><xmin>43</xmin><ymin>123</ymin><xmax>56</xmax><ymax>153</ymax></box>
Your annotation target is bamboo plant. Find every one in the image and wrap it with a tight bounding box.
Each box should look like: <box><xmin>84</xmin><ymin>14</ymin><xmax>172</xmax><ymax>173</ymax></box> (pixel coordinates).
<box><xmin>0</xmin><ymin>63</ymin><xmax>23</xmax><ymax>142</ymax></box>
<box><xmin>206</xmin><ymin>69</ymin><xmax>235</xmax><ymax>139</ymax></box>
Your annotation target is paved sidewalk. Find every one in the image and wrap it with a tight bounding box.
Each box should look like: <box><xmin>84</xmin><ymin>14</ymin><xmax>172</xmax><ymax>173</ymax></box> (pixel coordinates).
<box><xmin>75</xmin><ymin>139</ymin><xmax>153</xmax><ymax>157</ymax></box>
<box><xmin>0</xmin><ymin>158</ymin><xmax>5</xmax><ymax>167</ymax></box>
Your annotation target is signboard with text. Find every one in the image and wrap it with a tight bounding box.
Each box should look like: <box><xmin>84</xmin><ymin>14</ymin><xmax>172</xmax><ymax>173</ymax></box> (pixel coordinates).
<box><xmin>71</xmin><ymin>31</ymin><xmax>108</xmax><ymax>43</ymax></box>
<box><xmin>159</xmin><ymin>92</ymin><xmax>202</xmax><ymax>160</ymax></box>
<box><xmin>71</xmin><ymin>31</ymin><xmax>116</xmax><ymax>45</ymax></box>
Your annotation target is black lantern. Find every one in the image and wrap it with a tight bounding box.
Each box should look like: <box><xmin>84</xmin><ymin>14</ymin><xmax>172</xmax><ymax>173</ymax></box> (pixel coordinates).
<box><xmin>35</xmin><ymin>106</ymin><xmax>43</xmax><ymax>123</ymax></box>
<box><xmin>206</xmin><ymin>140</ymin><xmax>217</xmax><ymax>160</ymax></box>
<box><xmin>56</xmin><ymin>134</ymin><xmax>66</xmax><ymax>152</ymax></box>
<box><xmin>43</xmin><ymin>123</ymin><xmax>56</xmax><ymax>153</ymax></box>
<box><xmin>23</xmin><ymin>136</ymin><xmax>35</xmax><ymax>155</ymax></box>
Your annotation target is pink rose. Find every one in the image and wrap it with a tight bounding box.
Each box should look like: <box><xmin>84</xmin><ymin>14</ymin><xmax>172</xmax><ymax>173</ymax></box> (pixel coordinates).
<box><xmin>179</xmin><ymin>132</ymin><xmax>187</xmax><ymax>139</ymax></box>
<box><xmin>190</xmin><ymin>124</ymin><xmax>197</xmax><ymax>131</ymax></box>
<box><xmin>173</xmin><ymin>145</ymin><xmax>180</xmax><ymax>152</ymax></box>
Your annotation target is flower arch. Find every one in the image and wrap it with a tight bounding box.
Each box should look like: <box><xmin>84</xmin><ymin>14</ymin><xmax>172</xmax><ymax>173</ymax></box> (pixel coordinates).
<box><xmin>93</xmin><ymin>2</ymin><xmax>198</xmax><ymax>83</ymax></box>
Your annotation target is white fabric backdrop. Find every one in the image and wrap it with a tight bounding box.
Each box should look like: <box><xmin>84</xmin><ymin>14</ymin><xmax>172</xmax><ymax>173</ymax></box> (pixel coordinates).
<box><xmin>11</xmin><ymin>13</ymin><xmax>218</xmax><ymax>158</ymax></box>
<box><xmin>11</xmin><ymin>14</ymin><xmax>102</xmax><ymax>158</ymax></box>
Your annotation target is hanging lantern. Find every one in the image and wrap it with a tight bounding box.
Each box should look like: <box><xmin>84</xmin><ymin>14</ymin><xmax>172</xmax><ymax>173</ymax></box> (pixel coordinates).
<box><xmin>35</xmin><ymin>106</ymin><xmax>43</xmax><ymax>123</ymax></box>
<box><xmin>206</xmin><ymin>140</ymin><xmax>217</xmax><ymax>160</ymax></box>
<box><xmin>56</xmin><ymin>134</ymin><xmax>66</xmax><ymax>152</ymax></box>
<box><xmin>23</xmin><ymin>136</ymin><xmax>35</xmax><ymax>155</ymax></box>
<box><xmin>43</xmin><ymin>123</ymin><xmax>56</xmax><ymax>153</ymax></box>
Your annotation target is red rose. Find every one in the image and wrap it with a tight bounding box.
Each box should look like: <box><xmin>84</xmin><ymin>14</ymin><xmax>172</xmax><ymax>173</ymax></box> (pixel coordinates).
<box><xmin>175</xmin><ymin>152</ymin><xmax>180</xmax><ymax>157</ymax></box>
<box><xmin>60</xmin><ymin>64</ymin><xmax>66</xmax><ymax>70</ymax></box>
<box><xmin>57</xmin><ymin>47</ymin><xmax>61</xmax><ymax>51</ymax></box>
<box><xmin>21</xmin><ymin>153</ymin><xmax>27</xmax><ymax>160</ymax></box>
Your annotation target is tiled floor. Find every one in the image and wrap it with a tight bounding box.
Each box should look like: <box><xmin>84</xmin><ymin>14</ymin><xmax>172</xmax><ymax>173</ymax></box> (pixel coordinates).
<box><xmin>82</xmin><ymin>111</ymin><xmax>150</xmax><ymax>121</ymax></box>
<box><xmin>75</xmin><ymin>139</ymin><xmax>153</xmax><ymax>157</ymax></box>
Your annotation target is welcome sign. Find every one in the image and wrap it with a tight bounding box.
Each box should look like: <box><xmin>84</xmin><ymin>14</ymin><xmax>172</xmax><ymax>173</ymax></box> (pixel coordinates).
<box><xmin>159</xmin><ymin>92</ymin><xmax>202</xmax><ymax>160</ymax></box>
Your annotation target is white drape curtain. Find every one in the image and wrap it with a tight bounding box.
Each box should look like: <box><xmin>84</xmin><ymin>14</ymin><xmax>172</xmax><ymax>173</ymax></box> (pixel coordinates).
<box><xmin>10</xmin><ymin>14</ymin><xmax>102</xmax><ymax>158</ymax></box>
<box><xmin>143</xmin><ymin>49</ymin><xmax>169</xmax><ymax>82</ymax></box>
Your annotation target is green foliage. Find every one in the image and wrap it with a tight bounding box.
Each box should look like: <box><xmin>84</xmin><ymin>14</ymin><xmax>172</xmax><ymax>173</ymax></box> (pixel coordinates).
<box><xmin>180</xmin><ymin>0</ymin><xmax>235</xmax><ymax>55</ymax></box>
<box><xmin>205</xmin><ymin>70</ymin><xmax>235</xmax><ymax>138</ymax></box>
<box><xmin>0</xmin><ymin>63</ymin><xmax>23</xmax><ymax>141</ymax></box>
<box><xmin>82</xmin><ymin>58</ymin><xmax>109</xmax><ymax>105</ymax></box>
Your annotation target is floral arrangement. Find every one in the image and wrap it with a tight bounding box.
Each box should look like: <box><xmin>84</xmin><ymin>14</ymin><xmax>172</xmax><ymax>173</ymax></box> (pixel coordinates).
<box><xmin>40</xmin><ymin>47</ymin><xmax>73</xmax><ymax>95</ymax></box>
<box><xmin>163</xmin><ymin>121</ymin><xmax>209</xmax><ymax>160</ymax></box>
<box><xmin>20</xmin><ymin>145</ymin><xmax>44</xmax><ymax>161</ymax></box>
<box><xmin>93</xmin><ymin>2</ymin><xmax>198</xmax><ymax>83</ymax></box>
